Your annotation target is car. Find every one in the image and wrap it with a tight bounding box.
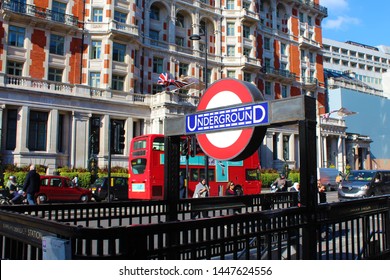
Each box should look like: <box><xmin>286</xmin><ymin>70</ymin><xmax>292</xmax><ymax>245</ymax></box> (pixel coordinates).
<box><xmin>338</xmin><ymin>170</ymin><xmax>390</xmax><ymax>201</ymax></box>
<box><xmin>90</xmin><ymin>176</ymin><xmax>129</xmax><ymax>201</ymax></box>
<box><xmin>36</xmin><ymin>175</ymin><xmax>92</xmax><ymax>203</ymax></box>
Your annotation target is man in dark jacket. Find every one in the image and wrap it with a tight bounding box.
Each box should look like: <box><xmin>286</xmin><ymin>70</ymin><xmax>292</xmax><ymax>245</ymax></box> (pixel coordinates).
<box><xmin>23</xmin><ymin>165</ymin><xmax>40</xmax><ymax>205</ymax></box>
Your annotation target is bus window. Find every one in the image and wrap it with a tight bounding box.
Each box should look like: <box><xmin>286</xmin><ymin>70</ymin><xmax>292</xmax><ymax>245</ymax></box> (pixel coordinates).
<box><xmin>190</xmin><ymin>168</ymin><xmax>199</xmax><ymax>182</ymax></box>
<box><xmin>131</xmin><ymin>158</ymin><xmax>146</xmax><ymax>174</ymax></box>
<box><xmin>246</xmin><ymin>169</ymin><xmax>260</xmax><ymax>181</ymax></box>
<box><xmin>133</xmin><ymin>139</ymin><xmax>147</xmax><ymax>150</ymax></box>
<box><xmin>152</xmin><ymin>137</ymin><xmax>165</xmax><ymax>151</ymax></box>
<box><xmin>200</xmin><ymin>169</ymin><xmax>215</xmax><ymax>182</ymax></box>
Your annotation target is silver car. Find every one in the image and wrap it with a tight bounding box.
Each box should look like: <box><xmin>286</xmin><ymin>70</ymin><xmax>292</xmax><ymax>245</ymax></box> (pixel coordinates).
<box><xmin>338</xmin><ymin>170</ymin><xmax>390</xmax><ymax>201</ymax></box>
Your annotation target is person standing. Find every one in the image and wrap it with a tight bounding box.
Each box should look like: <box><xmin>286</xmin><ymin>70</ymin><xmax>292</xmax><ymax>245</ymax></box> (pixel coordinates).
<box><xmin>225</xmin><ymin>181</ymin><xmax>237</xmax><ymax>196</ymax></box>
<box><xmin>225</xmin><ymin>181</ymin><xmax>240</xmax><ymax>214</ymax></box>
<box><xmin>191</xmin><ymin>178</ymin><xmax>210</xmax><ymax>219</ymax></box>
<box><xmin>72</xmin><ymin>174</ymin><xmax>79</xmax><ymax>187</ymax></box>
<box><xmin>317</xmin><ymin>180</ymin><xmax>327</xmax><ymax>203</ymax></box>
<box><xmin>22</xmin><ymin>165</ymin><xmax>41</xmax><ymax>205</ymax></box>
<box><xmin>179</xmin><ymin>171</ymin><xmax>186</xmax><ymax>199</ymax></box>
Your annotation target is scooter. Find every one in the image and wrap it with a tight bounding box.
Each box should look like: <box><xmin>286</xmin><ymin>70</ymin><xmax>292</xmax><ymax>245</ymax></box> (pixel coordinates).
<box><xmin>270</xmin><ymin>184</ymin><xmax>286</xmax><ymax>193</ymax></box>
<box><xmin>0</xmin><ymin>189</ymin><xmax>26</xmax><ymax>205</ymax></box>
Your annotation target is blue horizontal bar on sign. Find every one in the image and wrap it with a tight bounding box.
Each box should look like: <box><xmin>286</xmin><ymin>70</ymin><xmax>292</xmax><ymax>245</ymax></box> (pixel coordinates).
<box><xmin>185</xmin><ymin>102</ymin><xmax>269</xmax><ymax>134</ymax></box>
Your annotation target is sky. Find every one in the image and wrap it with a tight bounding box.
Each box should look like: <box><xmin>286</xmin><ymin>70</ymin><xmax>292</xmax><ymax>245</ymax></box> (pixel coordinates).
<box><xmin>321</xmin><ymin>0</ymin><xmax>390</xmax><ymax>47</ymax></box>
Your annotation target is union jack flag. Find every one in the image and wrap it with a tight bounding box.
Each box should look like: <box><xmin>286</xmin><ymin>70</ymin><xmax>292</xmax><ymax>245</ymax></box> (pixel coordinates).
<box><xmin>157</xmin><ymin>73</ymin><xmax>188</xmax><ymax>89</ymax></box>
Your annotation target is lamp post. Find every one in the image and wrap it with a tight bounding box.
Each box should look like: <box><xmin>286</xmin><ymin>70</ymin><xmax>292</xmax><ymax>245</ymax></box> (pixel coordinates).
<box><xmin>190</xmin><ymin>27</ymin><xmax>209</xmax><ymax>186</ymax></box>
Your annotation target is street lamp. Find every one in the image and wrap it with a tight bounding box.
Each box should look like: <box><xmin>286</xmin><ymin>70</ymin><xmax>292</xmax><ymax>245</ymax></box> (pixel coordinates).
<box><xmin>189</xmin><ymin>28</ymin><xmax>208</xmax><ymax>88</ymax></box>
<box><xmin>190</xmin><ymin>27</ymin><xmax>209</xmax><ymax>186</ymax></box>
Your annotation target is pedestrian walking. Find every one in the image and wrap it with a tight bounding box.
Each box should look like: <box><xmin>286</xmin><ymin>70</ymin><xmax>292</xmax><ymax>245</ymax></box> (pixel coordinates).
<box><xmin>191</xmin><ymin>178</ymin><xmax>210</xmax><ymax>219</ymax></box>
<box><xmin>22</xmin><ymin>165</ymin><xmax>40</xmax><ymax>205</ymax></box>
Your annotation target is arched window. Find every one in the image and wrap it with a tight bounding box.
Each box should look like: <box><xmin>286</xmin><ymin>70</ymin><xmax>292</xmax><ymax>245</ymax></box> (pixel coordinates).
<box><xmin>176</xmin><ymin>13</ymin><xmax>184</xmax><ymax>27</ymax></box>
<box><xmin>150</xmin><ymin>5</ymin><xmax>160</xmax><ymax>20</ymax></box>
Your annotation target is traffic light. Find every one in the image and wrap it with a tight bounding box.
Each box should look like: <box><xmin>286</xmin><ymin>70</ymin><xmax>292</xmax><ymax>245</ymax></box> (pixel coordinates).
<box><xmin>190</xmin><ymin>136</ymin><xmax>197</xmax><ymax>157</ymax></box>
<box><xmin>181</xmin><ymin>138</ymin><xmax>189</xmax><ymax>156</ymax></box>
<box><xmin>118</xmin><ymin>127</ymin><xmax>125</xmax><ymax>150</ymax></box>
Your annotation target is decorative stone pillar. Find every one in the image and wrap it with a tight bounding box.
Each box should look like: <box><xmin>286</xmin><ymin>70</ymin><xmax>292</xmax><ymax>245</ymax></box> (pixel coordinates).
<box><xmin>70</xmin><ymin>111</ymin><xmax>91</xmax><ymax>169</ymax></box>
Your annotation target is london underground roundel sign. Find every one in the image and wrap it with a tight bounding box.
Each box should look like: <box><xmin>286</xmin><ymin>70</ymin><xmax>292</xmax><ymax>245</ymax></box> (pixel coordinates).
<box><xmin>186</xmin><ymin>78</ymin><xmax>268</xmax><ymax>161</ymax></box>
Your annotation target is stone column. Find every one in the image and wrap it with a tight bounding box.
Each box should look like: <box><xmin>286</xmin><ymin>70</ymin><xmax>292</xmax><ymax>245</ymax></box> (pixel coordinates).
<box><xmin>70</xmin><ymin>112</ymin><xmax>91</xmax><ymax>169</ymax></box>
<box><xmin>322</xmin><ymin>136</ymin><xmax>327</xmax><ymax>167</ymax></box>
<box><xmin>17</xmin><ymin>106</ymin><xmax>29</xmax><ymax>153</ymax></box>
<box><xmin>47</xmin><ymin>109</ymin><xmax>59</xmax><ymax>154</ymax></box>
<box><xmin>337</xmin><ymin>136</ymin><xmax>343</xmax><ymax>171</ymax></box>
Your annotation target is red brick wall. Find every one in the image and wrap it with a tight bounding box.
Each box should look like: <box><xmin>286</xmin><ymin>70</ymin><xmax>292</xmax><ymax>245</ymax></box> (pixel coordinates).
<box><xmin>29</xmin><ymin>29</ymin><xmax>46</xmax><ymax>79</ymax></box>
<box><xmin>0</xmin><ymin>22</ymin><xmax>4</xmax><ymax>72</ymax></box>
<box><xmin>69</xmin><ymin>38</ymin><xmax>84</xmax><ymax>84</ymax></box>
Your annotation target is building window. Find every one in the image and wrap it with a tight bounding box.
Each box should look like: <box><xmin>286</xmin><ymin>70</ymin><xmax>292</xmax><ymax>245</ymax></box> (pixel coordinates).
<box><xmin>179</xmin><ymin>63</ymin><xmax>189</xmax><ymax>76</ymax></box>
<box><xmin>52</xmin><ymin>1</ymin><xmax>66</xmax><ymax>23</ymax></box>
<box><xmin>8</xmin><ymin>25</ymin><xmax>25</xmax><ymax>47</ymax></box>
<box><xmin>226</xmin><ymin>0</ymin><xmax>235</xmax><ymax>10</ymax></box>
<box><xmin>89</xmin><ymin>72</ymin><xmax>101</xmax><ymax>88</ymax></box>
<box><xmin>114</xmin><ymin>11</ymin><xmax>127</xmax><ymax>23</ymax></box>
<box><xmin>152</xmin><ymin>84</ymin><xmax>164</xmax><ymax>94</ymax></box>
<box><xmin>175</xmin><ymin>36</ymin><xmax>184</xmax><ymax>47</ymax></box>
<box><xmin>307</xmin><ymin>16</ymin><xmax>312</xmax><ymax>26</ymax></box>
<box><xmin>7</xmin><ymin>61</ymin><xmax>23</xmax><ymax>76</ymax></box>
<box><xmin>93</xmin><ymin>8</ymin><xmax>103</xmax><ymax>22</ymax></box>
<box><xmin>6</xmin><ymin>109</ymin><xmax>17</xmax><ymax>150</ymax></box>
<box><xmin>90</xmin><ymin>116</ymin><xmax>100</xmax><ymax>155</ymax></box>
<box><xmin>273</xmin><ymin>134</ymin><xmax>278</xmax><ymax>160</ymax></box>
<box><xmin>57</xmin><ymin>114</ymin><xmax>64</xmax><ymax>153</ymax></box>
<box><xmin>264</xmin><ymin>57</ymin><xmax>271</xmax><ymax>69</ymax></box>
<box><xmin>227</xmin><ymin>22</ymin><xmax>235</xmax><ymax>36</ymax></box>
<box><xmin>227</xmin><ymin>45</ymin><xmax>235</xmax><ymax>56</ymax></box>
<box><xmin>28</xmin><ymin>111</ymin><xmax>48</xmax><ymax>151</ymax></box>
<box><xmin>283</xmin><ymin>135</ymin><xmax>290</xmax><ymax>160</ymax></box>
<box><xmin>48</xmin><ymin>68</ymin><xmax>63</xmax><ymax>82</ymax></box>
<box><xmin>150</xmin><ymin>5</ymin><xmax>160</xmax><ymax>20</ymax></box>
<box><xmin>112</xmin><ymin>74</ymin><xmax>125</xmax><ymax>91</ymax></box>
<box><xmin>90</xmin><ymin>41</ymin><xmax>101</xmax><ymax>59</ymax></box>
<box><xmin>301</xmin><ymin>49</ymin><xmax>305</xmax><ymax>61</ymax></box>
<box><xmin>153</xmin><ymin>57</ymin><xmax>163</xmax><ymax>73</ymax></box>
<box><xmin>299</xmin><ymin>12</ymin><xmax>304</xmax><ymax>22</ymax></box>
<box><xmin>243</xmin><ymin>47</ymin><xmax>251</xmax><ymax>57</ymax></box>
<box><xmin>243</xmin><ymin>72</ymin><xmax>251</xmax><ymax>82</ymax></box>
<box><xmin>227</xmin><ymin>70</ymin><xmax>235</xmax><ymax>78</ymax></box>
<box><xmin>265</xmin><ymin>81</ymin><xmax>271</xmax><ymax>95</ymax></box>
<box><xmin>113</xmin><ymin>42</ymin><xmax>126</xmax><ymax>62</ymax></box>
<box><xmin>243</xmin><ymin>25</ymin><xmax>250</xmax><ymax>38</ymax></box>
<box><xmin>134</xmin><ymin>49</ymin><xmax>139</xmax><ymax>67</ymax></box>
<box><xmin>264</xmin><ymin>37</ymin><xmax>271</xmax><ymax>50</ymax></box>
<box><xmin>281</xmin><ymin>62</ymin><xmax>287</xmax><ymax>71</ymax></box>
<box><xmin>150</xmin><ymin>29</ymin><xmax>159</xmax><ymax>45</ymax></box>
<box><xmin>243</xmin><ymin>1</ymin><xmax>250</xmax><ymax>10</ymax></box>
<box><xmin>309</xmin><ymin>52</ymin><xmax>315</xmax><ymax>63</ymax></box>
<box><xmin>282</xmin><ymin>85</ymin><xmax>288</xmax><ymax>98</ymax></box>
<box><xmin>281</xmin><ymin>43</ymin><xmax>287</xmax><ymax>55</ymax></box>
<box><xmin>176</xmin><ymin>13</ymin><xmax>184</xmax><ymax>27</ymax></box>
<box><xmin>50</xmin><ymin>34</ymin><xmax>65</xmax><ymax>55</ymax></box>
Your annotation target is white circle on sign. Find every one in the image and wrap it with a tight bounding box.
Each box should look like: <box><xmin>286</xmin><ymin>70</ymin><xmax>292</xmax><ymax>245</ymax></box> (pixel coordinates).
<box><xmin>205</xmin><ymin>91</ymin><xmax>243</xmax><ymax>148</ymax></box>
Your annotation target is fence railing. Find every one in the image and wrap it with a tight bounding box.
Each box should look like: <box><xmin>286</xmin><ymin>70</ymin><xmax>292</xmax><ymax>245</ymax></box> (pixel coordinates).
<box><xmin>0</xmin><ymin>194</ymin><xmax>389</xmax><ymax>260</ymax></box>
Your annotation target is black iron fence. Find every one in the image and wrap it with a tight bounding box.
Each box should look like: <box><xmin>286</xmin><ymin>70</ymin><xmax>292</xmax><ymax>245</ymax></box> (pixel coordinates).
<box><xmin>0</xmin><ymin>194</ymin><xmax>389</xmax><ymax>260</ymax></box>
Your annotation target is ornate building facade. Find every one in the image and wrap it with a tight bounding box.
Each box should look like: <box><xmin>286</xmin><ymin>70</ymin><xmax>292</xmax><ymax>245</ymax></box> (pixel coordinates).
<box><xmin>0</xmin><ymin>0</ymin><xmax>329</xmax><ymax>175</ymax></box>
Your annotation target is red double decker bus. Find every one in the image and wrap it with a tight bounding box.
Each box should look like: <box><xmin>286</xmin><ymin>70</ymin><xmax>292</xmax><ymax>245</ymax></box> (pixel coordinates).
<box><xmin>128</xmin><ymin>134</ymin><xmax>262</xmax><ymax>200</ymax></box>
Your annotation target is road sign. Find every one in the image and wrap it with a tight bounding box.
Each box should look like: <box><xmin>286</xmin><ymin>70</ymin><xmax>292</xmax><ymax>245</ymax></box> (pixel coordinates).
<box><xmin>192</xmin><ymin>78</ymin><xmax>267</xmax><ymax>161</ymax></box>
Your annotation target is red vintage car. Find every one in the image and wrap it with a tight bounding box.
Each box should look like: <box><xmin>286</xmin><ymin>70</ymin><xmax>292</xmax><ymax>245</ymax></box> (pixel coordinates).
<box><xmin>36</xmin><ymin>175</ymin><xmax>92</xmax><ymax>203</ymax></box>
